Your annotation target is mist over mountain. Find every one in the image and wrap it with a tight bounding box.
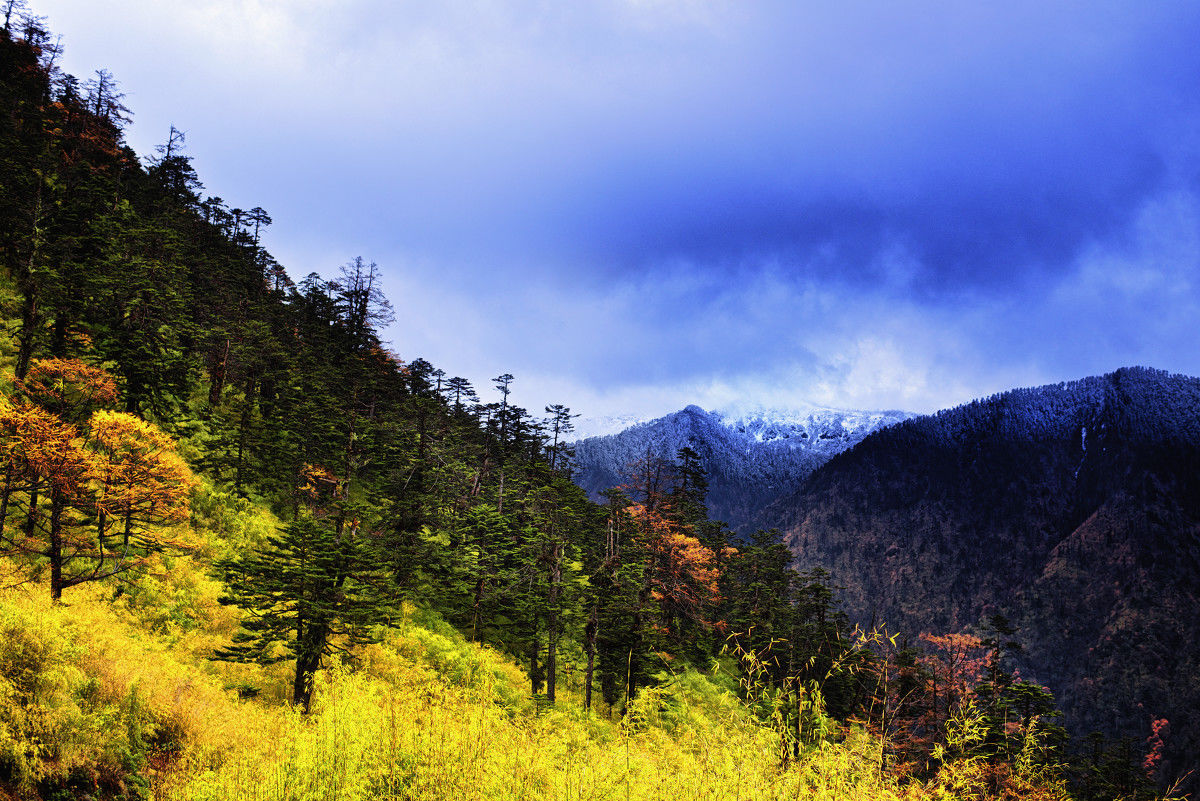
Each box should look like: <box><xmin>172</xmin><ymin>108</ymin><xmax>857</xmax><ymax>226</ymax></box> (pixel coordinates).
<box><xmin>571</xmin><ymin>403</ymin><xmax>914</xmax><ymax>530</ymax></box>
<box><xmin>769</xmin><ymin>367</ymin><xmax>1200</xmax><ymax>788</ymax></box>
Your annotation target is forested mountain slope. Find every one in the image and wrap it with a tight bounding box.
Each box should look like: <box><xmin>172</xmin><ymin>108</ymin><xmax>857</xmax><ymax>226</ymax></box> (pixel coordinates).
<box><xmin>0</xmin><ymin>10</ymin><xmax>1175</xmax><ymax>799</ymax></box>
<box><xmin>771</xmin><ymin>366</ymin><xmax>1200</xmax><ymax>790</ymax></box>
<box><xmin>572</xmin><ymin>404</ymin><xmax>912</xmax><ymax>530</ymax></box>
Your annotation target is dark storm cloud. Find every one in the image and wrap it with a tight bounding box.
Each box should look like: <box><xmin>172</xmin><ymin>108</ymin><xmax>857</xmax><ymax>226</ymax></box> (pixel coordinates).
<box><xmin>35</xmin><ymin>0</ymin><xmax>1200</xmax><ymax>416</ymax></box>
<box><xmin>542</xmin><ymin>2</ymin><xmax>1200</xmax><ymax>298</ymax></box>
<box><xmin>283</xmin><ymin>0</ymin><xmax>1200</xmax><ymax>305</ymax></box>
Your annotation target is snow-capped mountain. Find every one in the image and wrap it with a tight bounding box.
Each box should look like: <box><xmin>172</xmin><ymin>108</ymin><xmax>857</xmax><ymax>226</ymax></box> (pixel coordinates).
<box><xmin>716</xmin><ymin>402</ymin><xmax>916</xmax><ymax>451</ymax></box>
<box><xmin>570</xmin><ymin>402</ymin><xmax>914</xmax><ymax>530</ymax></box>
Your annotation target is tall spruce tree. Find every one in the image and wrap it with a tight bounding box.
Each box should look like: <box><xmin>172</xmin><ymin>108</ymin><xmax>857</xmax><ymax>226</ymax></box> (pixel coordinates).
<box><xmin>217</xmin><ymin>512</ymin><xmax>397</xmax><ymax>711</ymax></box>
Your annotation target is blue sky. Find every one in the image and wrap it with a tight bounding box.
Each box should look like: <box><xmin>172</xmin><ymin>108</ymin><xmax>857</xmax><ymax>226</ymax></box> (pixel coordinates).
<box><xmin>35</xmin><ymin>0</ymin><xmax>1200</xmax><ymax>420</ymax></box>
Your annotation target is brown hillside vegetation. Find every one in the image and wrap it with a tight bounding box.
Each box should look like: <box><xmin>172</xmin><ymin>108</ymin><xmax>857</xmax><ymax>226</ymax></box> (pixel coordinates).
<box><xmin>773</xmin><ymin>368</ymin><xmax>1200</xmax><ymax>794</ymax></box>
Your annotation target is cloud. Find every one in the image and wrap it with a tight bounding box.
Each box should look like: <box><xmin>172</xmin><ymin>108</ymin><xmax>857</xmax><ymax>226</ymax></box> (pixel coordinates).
<box><xmin>479</xmin><ymin>184</ymin><xmax>1200</xmax><ymax>419</ymax></box>
<box><xmin>32</xmin><ymin>0</ymin><xmax>1200</xmax><ymax>419</ymax></box>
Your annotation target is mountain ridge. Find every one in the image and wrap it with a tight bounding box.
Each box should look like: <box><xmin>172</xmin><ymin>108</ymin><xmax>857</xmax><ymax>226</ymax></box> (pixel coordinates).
<box><xmin>769</xmin><ymin>366</ymin><xmax>1200</xmax><ymax>789</ymax></box>
<box><xmin>570</xmin><ymin>402</ymin><xmax>915</xmax><ymax>530</ymax></box>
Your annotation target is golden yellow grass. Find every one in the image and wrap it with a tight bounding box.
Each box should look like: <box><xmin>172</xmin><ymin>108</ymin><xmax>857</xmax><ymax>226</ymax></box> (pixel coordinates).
<box><xmin>0</xmin><ymin>557</ymin><xmax>1074</xmax><ymax>801</ymax></box>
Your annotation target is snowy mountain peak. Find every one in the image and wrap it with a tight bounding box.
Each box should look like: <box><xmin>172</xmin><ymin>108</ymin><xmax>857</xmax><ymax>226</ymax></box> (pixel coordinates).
<box><xmin>715</xmin><ymin>404</ymin><xmax>918</xmax><ymax>448</ymax></box>
<box><xmin>572</xmin><ymin>403</ymin><xmax>914</xmax><ymax>444</ymax></box>
<box><xmin>570</xmin><ymin>402</ymin><xmax>915</xmax><ymax>530</ymax></box>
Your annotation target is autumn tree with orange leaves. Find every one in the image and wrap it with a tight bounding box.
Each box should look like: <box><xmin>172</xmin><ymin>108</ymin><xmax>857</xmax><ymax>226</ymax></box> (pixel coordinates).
<box><xmin>626</xmin><ymin>500</ymin><xmax>720</xmax><ymax>641</ymax></box>
<box><xmin>1</xmin><ymin>359</ymin><xmax>117</xmax><ymax>546</ymax></box>
<box><xmin>920</xmin><ymin>631</ymin><xmax>989</xmax><ymax>726</ymax></box>
<box><xmin>19</xmin><ymin>357</ymin><xmax>120</xmax><ymax>421</ymax></box>
<box><xmin>581</xmin><ymin>449</ymin><xmax>731</xmax><ymax>704</ymax></box>
<box><xmin>89</xmin><ymin>409</ymin><xmax>196</xmax><ymax>549</ymax></box>
<box><xmin>0</xmin><ymin>400</ymin><xmax>96</xmax><ymax>598</ymax></box>
<box><xmin>0</xmin><ymin>359</ymin><xmax>195</xmax><ymax>599</ymax></box>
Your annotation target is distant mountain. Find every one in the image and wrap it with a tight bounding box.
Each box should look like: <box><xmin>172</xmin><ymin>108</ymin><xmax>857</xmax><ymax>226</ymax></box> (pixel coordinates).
<box><xmin>768</xmin><ymin>367</ymin><xmax>1200</xmax><ymax>788</ymax></box>
<box><xmin>570</xmin><ymin>403</ymin><xmax>914</xmax><ymax>530</ymax></box>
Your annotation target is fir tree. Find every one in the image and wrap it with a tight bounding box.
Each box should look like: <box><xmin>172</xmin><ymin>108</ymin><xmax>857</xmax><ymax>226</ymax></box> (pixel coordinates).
<box><xmin>216</xmin><ymin>513</ymin><xmax>397</xmax><ymax>711</ymax></box>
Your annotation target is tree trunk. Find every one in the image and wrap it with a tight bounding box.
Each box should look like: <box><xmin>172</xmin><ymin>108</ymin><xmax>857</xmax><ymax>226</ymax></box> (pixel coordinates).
<box><xmin>235</xmin><ymin>378</ymin><xmax>257</xmax><ymax>497</ymax></box>
<box><xmin>49</xmin><ymin>313</ymin><xmax>68</xmax><ymax>357</ymax></box>
<box><xmin>24</xmin><ymin>484</ymin><xmax>38</xmax><ymax>539</ymax></box>
<box><xmin>123</xmin><ymin>481</ymin><xmax>133</xmax><ymax>547</ymax></box>
<box><xmin>49</xmin><ymin>489</ymin><xmax>64</xmax><ymax>601</ymax></box>
<box><xmin>472</xmin><ymin>576</ymin><xmax>485</xmax><ymax>642</ymax></box>
<box><xmin>529</xmin><ymin>634</ymin><xmax>543</xmax><ymax>696</ymax></box>
<box><xmin>549</xmin><ymin>633</ymin><xmax>556</xmax><ymax>700</ymax></box>
<box><xmin>546</xmin><ymin>542</ymin><xmax>562</xmax><ymax>704</ymax></box>
<box><xmin>795</xmin><ymin>680</ymin><xmax>803</xmax><ymax>758</ymax></box>
<box><xmin>625</xmin><ymin>642</ymin><xmax>636</xmax><ymax>711</ymax></box>
<box><xmin>413</xmin><ymin>402</ymin><xmax>427</xmax><ymax>527</ymax></box>
<box><xmin>208</xmin><ymin>337</ymin><xmax>230</xmax><ymax>406</ymax></box>
<box><xmin>545</xmin><ymin>622</ymin><xmax>557</xmax><ymax>703</ymax></box>
<box><xmin>293</xmin><ymin>621</ymin><xmax>328</xmax><ymax>712</ymax></box>
<box><xmin>15</xmin><ymin>290</ymin><xmax>38</xmax><ymax>380</ymax></box>
<box><xmin>0</xmin><ymin>464</ymin><xmax>13</xmax><ymax>542</ymax></box>
<box><xmin>15</xmin><ymin>184</ymin><xmax>43</xmax><ymax>382</ymax></box>
<box><xmin>584</xmin><ymin>604</ymin><xmax>598</xmax><ymax>712</ymax></box>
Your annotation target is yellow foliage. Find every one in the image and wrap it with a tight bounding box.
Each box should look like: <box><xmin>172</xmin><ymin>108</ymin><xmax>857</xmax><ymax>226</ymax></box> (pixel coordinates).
<box><xmin>19</xmin><ymin>358</ymin><xmax>118</xmax><ymax>422</ymax></box>
<box><xmin>88</xmin><ymin>409</ymin><xmax>198</xmax><ymax>530</ymax></box>
<box><xmin>297</xmin><ymin>463</ymin><xmax>340</xmax><ymax>507</ymax></box>
<box><xmin>0</xmin><ymin>399</ymin><xmax>96</xmax><ymax>498</ymax></box>
<box><xmin>0</xmin><ymin>569</ymin><xmax>1084</xmax><ymax>801</ymax></box>
<box><xmin>152</xmin><ymin>606</ymin><xmax>918</xmax><ymax>801</ymax></box>
<box><xmin>0</xmin><ymin>584</ymin><xmax>282</xmax><ymax>799</ymax></box>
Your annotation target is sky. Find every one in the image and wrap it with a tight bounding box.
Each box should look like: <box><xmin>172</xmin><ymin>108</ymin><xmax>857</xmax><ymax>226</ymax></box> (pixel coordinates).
<box><xmin>31</xmin><ymin>0</ymin><xmax>1200</xmax><ymax>425</ymax></box>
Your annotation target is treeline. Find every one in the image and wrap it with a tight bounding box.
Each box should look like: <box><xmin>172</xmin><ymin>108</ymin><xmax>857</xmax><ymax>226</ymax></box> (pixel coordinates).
<box><xmin>0</xmin><ymin>9</ymin><xmax>1171</xmax><ymax>800</ymax></box>
<box><xmin>867</xmin><ymin>367</ymin><xmax>1200</xmax><ymax>452</ymax></box>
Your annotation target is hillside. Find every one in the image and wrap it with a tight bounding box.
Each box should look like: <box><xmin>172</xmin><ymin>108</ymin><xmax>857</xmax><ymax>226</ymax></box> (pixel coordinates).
<box><xmin>0</xmin><ymin>519</ymin><xmax>902</xmax><ymax>801</ymax></box>
<box><xmin>572</xmin><ymin>404</ymin><xmax>912</xmax><ymax>530</ymax></box>
<box><xmin>771</xmin><ymin>367</ymin><xmax>1200</xmax><ymax>791</ymax></box>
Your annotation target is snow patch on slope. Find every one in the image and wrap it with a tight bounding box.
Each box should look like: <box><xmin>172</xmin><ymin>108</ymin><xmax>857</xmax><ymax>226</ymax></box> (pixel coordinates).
<box><xmin>571</xmin><ymin>412</ymin><xmax>656</xmax><ymax>441</ymax></box>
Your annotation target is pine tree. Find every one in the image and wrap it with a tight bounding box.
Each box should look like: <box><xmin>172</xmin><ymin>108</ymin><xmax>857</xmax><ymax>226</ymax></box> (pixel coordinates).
<box><xmin>216</xmin><ymin>513</ymin><xmax>397</xmax><ymax>710</ymax></box>
<box><xmin>544</xmin><ymin>404</ymin><xmax>578</xmax><ymax>472</ymax></box>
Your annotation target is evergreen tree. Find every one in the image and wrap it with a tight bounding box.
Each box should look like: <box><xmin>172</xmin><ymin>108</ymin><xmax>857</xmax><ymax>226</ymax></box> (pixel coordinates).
<box><xmin>544</xmin><ymin>403</ymin><xmax>578</xmax><ymax>472</ymax></box>
<box><xmin>217</xmin><ymin>513</ymin><xmax>397</xmax><ymax>710</ymax></box>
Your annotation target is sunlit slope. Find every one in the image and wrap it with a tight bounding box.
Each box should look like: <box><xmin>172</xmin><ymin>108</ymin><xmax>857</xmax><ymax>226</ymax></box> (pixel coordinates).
<box><xmin>0</xmin><ymin>568</ymin><xmax>938</xmax><ymax>801</ymax></box>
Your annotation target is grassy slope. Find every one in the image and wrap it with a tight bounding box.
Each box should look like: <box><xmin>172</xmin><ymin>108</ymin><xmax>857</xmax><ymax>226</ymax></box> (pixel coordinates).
<box><xmin>0</xmin><ymin>486</ymin><xmax>1078</xmax><ymax>801</ymax></box>
<box><xmin>0</xmin><ymin>524</ymin><xmax>918</xmax><ymax>801</ymax></box>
